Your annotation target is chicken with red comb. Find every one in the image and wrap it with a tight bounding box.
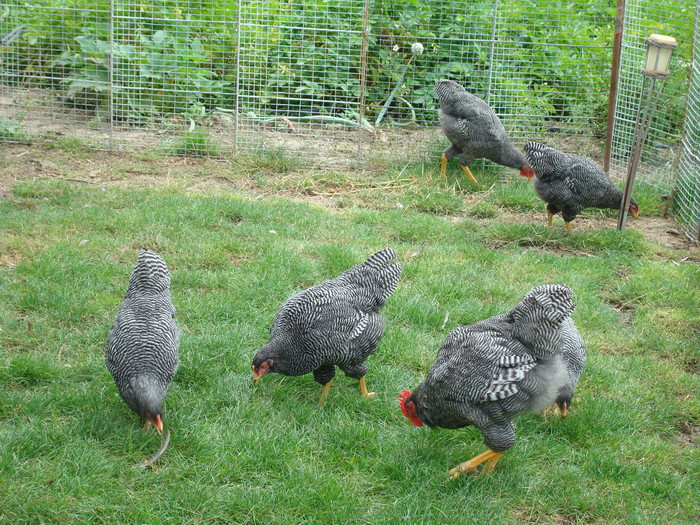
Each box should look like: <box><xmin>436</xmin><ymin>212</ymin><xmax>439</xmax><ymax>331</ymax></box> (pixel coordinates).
<box><xmin>435</xmin><ymin>79</ymin><xmax>535</xmax><ymax>184</ymax></box>
<box><xmin>399</xmin><ymin>284</ymin><xmax>585</xmax><ymax>479</ymax></box>
<box><xmin>252</xmin><ymin>248</ymin><xmax>401</xmax><ymax>406</ymax></box>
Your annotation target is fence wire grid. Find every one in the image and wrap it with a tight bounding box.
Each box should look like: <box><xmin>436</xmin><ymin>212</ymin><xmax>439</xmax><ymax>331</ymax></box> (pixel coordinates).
<box><xmin>674</xmin><ymin>3</ymin><xmax>700</xmax><ymax>239</ymax></box>
<box><xmin>1</xmin><ymin>0</ymin><xmax>698</xmax><ymax>238</ymax></box>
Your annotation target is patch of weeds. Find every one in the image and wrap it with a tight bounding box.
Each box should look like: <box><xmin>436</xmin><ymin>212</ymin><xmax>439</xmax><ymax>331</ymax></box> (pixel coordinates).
<box><xmin>166</xmin><ymin>129</ymin><xmax>221</xmax><ymax>157</ymax></box>
<box><xmin>0</xmin><ymin>355</ymin><xmax>61</xmax><ymax>387</ymax></box>
<box><xmin>42</xmin><ymin>137</ymin><xmax>91</xmax><ymax>153</ymax></box>
<box><xmin>488</xmin><ymin>180</ymin><xmax>541</xmax><ymax>211</ymax></box>
<box><xmin>404</xmin><ymin>188</ymin><xmax>464</xmax><ymax>215</ymax></box>
<box><xmin>485</xmin><ymin>222</ymin><xmax>648</xmax><ymax>255</ymax></box>
<box><xmin>11</xmin><ymin>179</ymin><xmax>69</xmax><ymax>201</ymax></box>
<box><xmin>466</xmin><ymin>202</ymin><xmax>501</xmax><ymax>218</ymax></box>
<box><xmin>0</xmin><ymin>119</ymin><xmax>29</xmax><ymax>142</ymax></box>
<box><xmin>234</xmin><ymin>145</ymin><xmax>305</xmax><ymax>175</ymax></box>
<box><xmin>632</xmin><ymin>180</ymin><xmax>666</xmax><ymax>216</ymax></box>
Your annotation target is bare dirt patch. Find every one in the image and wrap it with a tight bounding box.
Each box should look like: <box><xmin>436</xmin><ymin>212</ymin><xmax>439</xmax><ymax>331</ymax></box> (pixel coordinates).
<box><xmin>493</xmin><ymin>207</ymin><xmax>700</xmax><ymax>261</ymax></box>
<box><xmin>676</xmin><ymin>421</ymin><xmax>700</xmax><ymax>447</ymax></box>
<box><xmin>0</xmin><ymin>253</ymin><xmax>21</xmax><ymax>268</ymax></box>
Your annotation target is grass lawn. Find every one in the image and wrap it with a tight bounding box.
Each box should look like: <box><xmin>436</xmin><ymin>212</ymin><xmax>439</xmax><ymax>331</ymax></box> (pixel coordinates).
<box><xmin>1</xmin><ymin>143</ymin><xmax>698</xmax><ymax>524</ymax></box>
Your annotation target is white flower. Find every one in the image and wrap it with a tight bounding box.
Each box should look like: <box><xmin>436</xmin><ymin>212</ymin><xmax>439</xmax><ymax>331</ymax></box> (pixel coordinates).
<box><xmin>392</xmin><ymin>44</ymin><xmax>400</xmax><ymax>52</ymax></box>
<box><xmin>411</xmin><ymin>42</ymin><xmax>424</xmax><ymax>55</ymax></box>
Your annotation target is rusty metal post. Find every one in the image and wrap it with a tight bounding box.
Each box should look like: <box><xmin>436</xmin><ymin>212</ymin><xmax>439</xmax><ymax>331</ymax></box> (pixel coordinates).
<box><xmin>604</xmin><ymin>0</ymin><xmax>625</xmax><ymax>173</ymax></box>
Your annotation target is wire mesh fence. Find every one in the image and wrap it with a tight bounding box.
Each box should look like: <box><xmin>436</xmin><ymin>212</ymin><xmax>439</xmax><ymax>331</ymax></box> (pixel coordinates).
<box><xmin>674</xmin><ymin>7</ymin><xmax>700</xmax><ymax>240</ymax></box>
<box><xmin>1</xmin><ymin>1</ymin><xmax>614</xmax><ymax>163</ymax></box>
<box><xmin>608</xmin><ymin>0</ymin><xmax>694</xmax><ymax>189</ymax></box>
<box><xmin>607</xmin><ymin>0</ymin><xmax>696</xmax><ymax>238</ymax></box>
<box><xmin>0</xmin><ymin>0</ymin><xmax>698</xmax><ymax>236</ymax></box>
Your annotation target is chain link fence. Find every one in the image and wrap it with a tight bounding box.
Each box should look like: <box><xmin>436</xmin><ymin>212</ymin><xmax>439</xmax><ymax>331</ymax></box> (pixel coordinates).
<box><xmin>1</xmin><ymin>0</ymin><xmax>698</xmax><ymax>237</ymax></box>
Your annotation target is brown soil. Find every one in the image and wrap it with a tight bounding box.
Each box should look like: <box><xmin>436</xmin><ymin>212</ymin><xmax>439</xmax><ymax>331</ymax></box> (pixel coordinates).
<box><xmin>676</xmin><ymin>421</ymin><xmax>700</xmax><ymax>447</ymax></box>
<box><xmin>495</xmin><ymin>209</ymin><xmax>699</xmax><ymax>257</ymax></box>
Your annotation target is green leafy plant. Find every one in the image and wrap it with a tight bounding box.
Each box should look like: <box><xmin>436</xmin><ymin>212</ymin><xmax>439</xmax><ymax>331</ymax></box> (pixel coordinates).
<box><xmin>50</xmin><ymin>10</ymin><xmax>229</xmax><ymax>123</ymax></box>
<box><xmin>0</xmin><ymin>119</ymin><xmax>26</xmax><ymax>141</ymax></box>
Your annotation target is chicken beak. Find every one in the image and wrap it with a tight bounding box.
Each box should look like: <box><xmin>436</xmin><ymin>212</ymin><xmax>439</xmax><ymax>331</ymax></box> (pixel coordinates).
<box><xmin>557</xmin><ymin>402</ymin><xmax>569</xmax><ymax>418</ymax></box>
<box><xmin>152</xmin><ymin>414</ymin><xmax>164</xmax><ymax>435</ymax></box>
<box><xmin>252</xmin><ymin>366</ymin><xmax>262</xmax><ymax>385</ymax></box>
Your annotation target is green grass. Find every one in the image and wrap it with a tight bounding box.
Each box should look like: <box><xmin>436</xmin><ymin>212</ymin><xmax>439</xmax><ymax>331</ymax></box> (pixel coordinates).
<box><xmin>166</xmin><ymin>129</ymin><xmax>222</xmax><ymax>158</ymax></box>
<box><xmin>0</xmin><ymin>150</ymin><xmax>698</xmax><ymax>524</ymax></box>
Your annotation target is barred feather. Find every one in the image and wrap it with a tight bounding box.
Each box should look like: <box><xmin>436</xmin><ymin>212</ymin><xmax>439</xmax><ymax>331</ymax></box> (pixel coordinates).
<box><xmin>435</xmin><ymin>79</ymin><xmax>528</xmax><ymax>171</ymax></box>
<box><xmin>105</xmin><ymin>250</ymin><xmax>179</xmax><ymax>423</ymax></box>
<box><xmin>524</xmin><ymin>141</ymin><xmax>638</xmax><ymax>224</ymax></box>
<box><xmin>253</xmin><ymin>248</ymin><xmax>402</xmax><ymax>385</ymax></box>
<box><xmin>404</xmin><ymin>284</ymin><xmax>585</xmax><ymax>453</ymax></box>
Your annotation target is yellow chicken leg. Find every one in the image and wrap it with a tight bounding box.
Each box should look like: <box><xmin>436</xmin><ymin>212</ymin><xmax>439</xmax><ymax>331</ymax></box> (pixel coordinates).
<box><xmin>319</xmin><ymin>379</ymin><xmax>334</xmax><ymax>407</ymax></box>
<box><xmin>459</xmin><ymin>164</ymin><xmax>479</xmax><ymax>185</ymax></box>
<box><xmin>358</xmin><ymin>376</ymin><xmax>375</xmax><ymax>399</ymax></box>
<box><xmin>447</xmin><ymin>449</ymin><xmax>504</xmax><ymax>480</ymax></box>
<box><xmin>547</xmin><ymin>211</ymin><xmax>554</xmax><ymax>228</ymax></box>
<box><xmin>565</xmin><ymin>221</ymin><xmax>573</xmax><ymax>233</ymax></box>
<box><xmin>440</xmin><ymin>153</ymin><xmax>448</xmax><ymax>179</ymax></box>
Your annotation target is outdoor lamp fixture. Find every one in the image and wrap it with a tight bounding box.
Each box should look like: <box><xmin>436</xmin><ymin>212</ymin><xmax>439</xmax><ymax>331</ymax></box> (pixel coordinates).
<box><xmin>618</xmin><ymin>34</ymin><xmax>678</xmax><ymax>230</ymax></box>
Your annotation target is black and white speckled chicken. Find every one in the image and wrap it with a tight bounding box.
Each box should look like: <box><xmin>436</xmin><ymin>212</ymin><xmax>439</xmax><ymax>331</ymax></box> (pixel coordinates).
<box><xmin>252</xmin><ymin>248</ymin><xmax>402</xmax><ymax>406</ymax></box>
<box><xmin>399</xmin><ymin>284</ymin><xmax>585</xmax><ymax>478</ymax></box>
<box><xmin>435</xmin><ymin>79</ymin><xmax>535</xmax><ymax>184</ymax></box>
<box><xmin>524</xmin><ymin>142</ymin><xmax>639</xmax><ymax>232</ymax></box>
<box><xmin>105</xmin><ymin>250</ymin><xmax>179</xmax><ymax>434</ymax></box>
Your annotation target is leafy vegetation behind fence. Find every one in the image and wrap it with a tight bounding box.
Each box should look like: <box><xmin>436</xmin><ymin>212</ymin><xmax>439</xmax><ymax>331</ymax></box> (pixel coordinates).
<box><xmin>0</xmin><ymin>0</ymin><xmax>693</xmax><ymax>132</ymax></box>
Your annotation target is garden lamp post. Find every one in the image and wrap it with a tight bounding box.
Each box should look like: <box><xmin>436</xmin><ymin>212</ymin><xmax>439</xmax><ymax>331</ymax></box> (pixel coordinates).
<box><xmin>618</xmin><ymin>34</ymin><xmax>678</xmax><ymax>230</ymax></box>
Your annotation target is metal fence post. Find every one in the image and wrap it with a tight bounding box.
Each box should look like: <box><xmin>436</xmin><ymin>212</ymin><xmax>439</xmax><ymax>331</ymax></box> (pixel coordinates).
<box><xmin>108</xmin><ymin>0</ymin><xmax>114</xmax><ymax>152</ymax></box>
<box><xmin>234</xmin><ymin>2</ymin><xmax>242</xmax><ymax>153</ymax></box>
<box><xmin>484</xmin><ymin>0</ymin><xmax>499</xmax><ymax>176</ymax></box>
<box><xmin>357</xmin><ymin>0</ymin><xmax>371</xmax><ymax>160</ymax></box>
<box><xmin>604</xmin><ymin>0</ymin><xmax>625</xmax><ymax>173</ymax></box>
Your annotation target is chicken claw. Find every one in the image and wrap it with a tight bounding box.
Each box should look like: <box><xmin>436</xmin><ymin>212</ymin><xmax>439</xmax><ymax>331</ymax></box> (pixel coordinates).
<box><xmin>447</xmin><ymin>449</ymin><xmax>504</xmax><ymax>480</ymax></box>
<box><xmin>459</xmin><ymin>164</ymin><xmax>479</xmax><ymax>185</ymax></box>
<box><xmin>358</xmin><ymin>377</ymin><xmax>375</xmax><ymax>399</ymax></box>
<box><xmin>319</xmin><ymin>379</ymin><xmax>334</xmax><ymax>407</ymax></box>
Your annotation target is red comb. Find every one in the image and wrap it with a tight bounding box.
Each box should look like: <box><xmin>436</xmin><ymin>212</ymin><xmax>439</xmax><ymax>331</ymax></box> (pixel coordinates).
<box><xmin>398</xmin><ymin>389</ymin><xmax>423</xmax><ymax>426</ymax></box>
<box><xmin>398</xmin><ymin>389</ymin><xmax>412</xmax><ymax>418</ymax></box>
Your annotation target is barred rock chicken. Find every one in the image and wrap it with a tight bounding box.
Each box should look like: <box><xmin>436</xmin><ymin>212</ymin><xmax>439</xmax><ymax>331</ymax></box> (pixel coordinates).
<box><xmin>399</xmin><ymin>284</ymin><xmax>585</xmax><ymax>479</ymax></box>
<box><xmin>435</xmin><ymin>79</ymin><xmax>535</xmax><ymax>184</ymax></box>
<box><xmin>252</xmin><ymin>248</ymin><xmax>402</xmax><ymax>406</ymax></box>
<box><xmin>105</xmin><ymin>250</ymin><xmax>180</xmax><ymax>434</ymax></box>
<box><xmin>524</xmin><ymin>142</ymin><xmax>639</xmax><ymax>232</ymax></box>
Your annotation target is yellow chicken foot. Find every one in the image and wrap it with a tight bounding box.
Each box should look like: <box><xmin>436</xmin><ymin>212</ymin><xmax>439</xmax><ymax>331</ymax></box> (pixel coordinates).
<box><xmin>459</xmin><ymin>164</ymin><xmax>479</xmax><ymax>185</ymax></box>
<box><xmin>439</xmin><ymin>153</ymin><xmax>448</xmax><ymax>179</ymax></box>
<box><xmin>447</xmin><ymin>449</ymin><xmax>504</xmax><ymax>480</ymax></box>
<box><xmin>358</xmin><ymin>377</ymin><xmax>375</xmax><ymax>399</ymax></box>
<box><xmin>319</xmin><ymin>379</ymin><xmax>334</xmax><ymax>407</ymax></box>
<box><xmin>547</xmin><ymin>211</ymin><xmax>554</xmax><ymax>228</ymax></box>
